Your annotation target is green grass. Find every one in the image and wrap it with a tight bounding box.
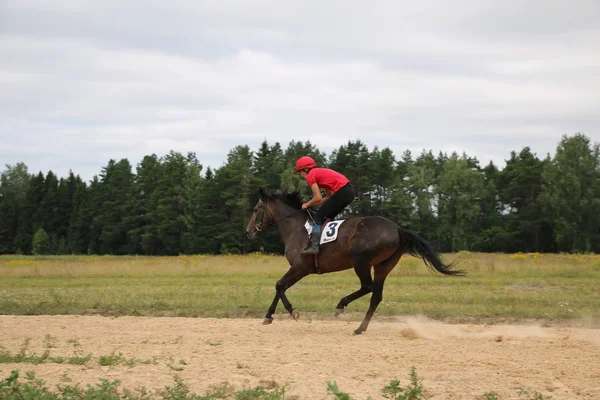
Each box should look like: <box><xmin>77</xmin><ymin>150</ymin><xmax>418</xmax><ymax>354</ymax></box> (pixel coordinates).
<box><xmin>0</xmin><ymin>338</ymin><xmax>158</xmax><ymax>368</ymax></box>
<box><xmin>0</xmin><ymin>253</ymin><xmax>598</xmax><ymax>322</ymax></box>
<box><xmin>0</xmin><ymin>368</ymin><xmax>553</xmax><ymax>400</ymax></box>
<box><xmin>0</xmin><ymin>339</ymin><xmax>50</xmax><ymax>365</ymax></box>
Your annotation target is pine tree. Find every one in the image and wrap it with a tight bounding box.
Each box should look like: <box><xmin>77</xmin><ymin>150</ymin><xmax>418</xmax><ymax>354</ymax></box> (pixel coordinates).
<box><xmin>67</xmin><ymin>181</ymin><xmax>90</xmax><ymax>254</ymax></box>
<box><xmin>435</xmin><ymin>153</ymin><xmax>484</xmax><ymax>251</ymax></box>
<box><xmin>405</xmin><ymin>151</ymin><xmax>438</xmax><ymax>242</ymax></box>
<box><xmin>212</xmin><ymin>146</ymin><xmax>262</xmax><ymax>254</ymax></box>
<box><xmin>497</xmin><ymin>147</ymin><xmax>552</xmax><ymax>252</ymax></box>
<box><xmin>127</xmin><ymin>154</ymin><xmax>163</xmax><ymax>255</ymax></box>
<box><xmin>0</xmin><ymin>163</ymin><xmax>30</xmax><ymax>254</ymax></box>
<box><xmin>154</xmin><ymin>151</ymin><xmax>199</xmax><ymax>255</ymax></box>
<box><xmin>95</xmin><ymin>159</ymin><xmax>135</xmax><ymax>254</ymax></box>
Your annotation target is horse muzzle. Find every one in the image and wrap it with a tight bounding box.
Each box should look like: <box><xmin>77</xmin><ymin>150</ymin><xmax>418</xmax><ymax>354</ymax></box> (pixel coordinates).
<box><xmin>247</xmin><ymin>227</ymin><xmax>260</xmax><ymax>240</ymax></box>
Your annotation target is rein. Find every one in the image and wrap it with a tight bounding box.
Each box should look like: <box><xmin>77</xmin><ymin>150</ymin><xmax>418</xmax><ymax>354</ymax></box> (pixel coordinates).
<box><xmin>273</xmin><ymin>208</ymin><xmax>304</xmax><ymax>223</ymax></box>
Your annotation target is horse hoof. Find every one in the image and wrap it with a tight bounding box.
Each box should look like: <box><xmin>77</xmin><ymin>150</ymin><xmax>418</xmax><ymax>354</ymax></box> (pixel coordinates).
<box><xmin>335</xmin><ymin>308</ymin><xmax>344</xmax><ymax>317</ymax></box>
<box><xmin>353</xmin><ymin>328</ymin><xmax>364</xmax><ymax>335</ymax></box>
<box><xmin>291</xmin><ymin>309</ymin><xmax>300</xmax><ymax>321</ymax></box>
<box><xmin>262</xmin><ymin>318</ymin><xmax>273</xmax><ymax>325</ymax></box>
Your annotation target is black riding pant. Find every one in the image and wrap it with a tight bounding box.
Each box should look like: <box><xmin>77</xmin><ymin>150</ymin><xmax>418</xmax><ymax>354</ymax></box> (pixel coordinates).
<box><xmin>314</xmin><ymin>183</ymin><xmax>355</xmax><ymax>225</ymax></box>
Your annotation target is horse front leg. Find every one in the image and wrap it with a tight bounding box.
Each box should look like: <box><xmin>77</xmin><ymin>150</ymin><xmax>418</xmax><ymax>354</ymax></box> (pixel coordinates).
<box><xmin>263</xmin><ymin>293</ymin><xmax>281</xmax><ymax>324</ymax></box>
<box><xmin>262</xmin><ymin>266</ymin><xmax>308</xmax><ymax>324</ymax></box>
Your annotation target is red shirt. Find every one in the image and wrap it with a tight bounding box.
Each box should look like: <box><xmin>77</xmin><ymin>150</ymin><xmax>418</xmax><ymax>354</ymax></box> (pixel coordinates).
<box><xmin>306</xmin><ymin>168</ymin><xmax>349</xmax><ymax>193</ymax></box>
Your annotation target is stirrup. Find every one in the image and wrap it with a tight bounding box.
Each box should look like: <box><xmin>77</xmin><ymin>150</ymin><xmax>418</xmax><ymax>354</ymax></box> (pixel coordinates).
<box><xmin>301</xmin><ymin>244</ymin><xmax>319</xmax><ymax>255</ymax></box>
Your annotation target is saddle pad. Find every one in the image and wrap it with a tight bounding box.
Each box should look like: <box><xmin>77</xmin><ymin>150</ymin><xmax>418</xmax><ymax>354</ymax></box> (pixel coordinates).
<box><xmin>304</xmin><ymin>219</ymin><xmax>346</xmax><ymax>244</ymax></box>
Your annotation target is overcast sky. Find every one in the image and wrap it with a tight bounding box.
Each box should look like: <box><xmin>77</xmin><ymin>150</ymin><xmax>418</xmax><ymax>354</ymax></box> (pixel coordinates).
<box><xmin>1</xmin><ymin>0</ymin><xmax>599</xmax><ymax>181</ymax></box>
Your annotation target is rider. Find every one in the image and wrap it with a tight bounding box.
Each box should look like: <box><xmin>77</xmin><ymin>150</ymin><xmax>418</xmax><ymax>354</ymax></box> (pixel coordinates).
<box><xmin>294</xmin><ymin>155</ymin><xmax>355</xmax><ymax>255</ymax></box>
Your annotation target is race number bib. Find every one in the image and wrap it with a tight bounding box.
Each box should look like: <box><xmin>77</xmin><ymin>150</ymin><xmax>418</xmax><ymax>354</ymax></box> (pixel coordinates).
<box><xmin>304</xmin><ymin>219</ymin><xmax>346</xmax><ymax>244</ymax></box>
<box><xmin>320</xmin><ymin>220</ymin><xmax>345</xmax><ymax>244</ymax></box>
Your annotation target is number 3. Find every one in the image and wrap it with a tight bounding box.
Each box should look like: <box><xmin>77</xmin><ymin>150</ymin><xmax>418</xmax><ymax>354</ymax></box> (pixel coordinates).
<box><xmin>326</xmin><ymin>222</ymin><xmax>338</xmax><ymax>237</ymax></box>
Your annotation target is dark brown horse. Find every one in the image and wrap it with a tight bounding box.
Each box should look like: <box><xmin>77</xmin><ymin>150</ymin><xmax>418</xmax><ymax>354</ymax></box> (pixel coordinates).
<box><xmin>246</xmin><ymin>188</ymin><xmax>462</xmax><ymax>334</ymax></box>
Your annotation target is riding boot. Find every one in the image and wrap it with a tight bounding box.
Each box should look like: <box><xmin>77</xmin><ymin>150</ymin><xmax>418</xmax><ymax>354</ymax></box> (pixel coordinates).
<box><xmin>301</xmin><ymin>232</ymin><xmax>320</xmax><ymax>255</ymax></box>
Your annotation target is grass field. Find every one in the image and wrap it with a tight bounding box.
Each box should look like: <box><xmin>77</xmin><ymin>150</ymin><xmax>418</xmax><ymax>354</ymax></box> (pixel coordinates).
<box><xmin>1</xmin><ymin>252</ymin><xmax>599</xmax><ymax>323</ymax></box>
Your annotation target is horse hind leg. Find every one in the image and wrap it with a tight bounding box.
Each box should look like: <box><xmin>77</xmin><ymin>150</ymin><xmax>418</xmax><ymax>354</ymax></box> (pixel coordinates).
<box><xmin>335</xmin><ymin>258</ymin><xmax>373</xmax><ymax>316</ymax></box>
<box><xmin>354</xmin><ymin>250</ymin><xmax>402</xmax><ymax>335</ymax></box>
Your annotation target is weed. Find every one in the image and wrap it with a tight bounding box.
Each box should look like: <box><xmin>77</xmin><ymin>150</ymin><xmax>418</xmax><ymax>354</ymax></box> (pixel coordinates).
<box><xmin>0</xmin><ymin>339</ymin><xmax>49</xmax><ymax>364</ymax></box>
<box><xmin>155</xmin><ymin>375</ymin><xmax>192</xmax><ymax>399</ymax></box>
<box><xmin>0</xmin><ymin>370</ymin><xmax>56</xmax><ymax>399</ymax></box>
<box><xmin>481</xmin><ymin>392</ymin><xmax>500</xmax><ymax>400</ymax></box>
<box><xmin>326</xmin><ymin>381</ymin><xmax>351</xmax><ymax>400</ymax></box>
<box><xmin>0</xmin><ymin>347</ymin><xmax>12</xmax><ymax>363</ymax></box>
<box><xmin>44</xmin><ymin>334</ymin><xmax>58</xmax><ymax>349</ymax></box>
<box><xmin>63</xmin><ymin>338</ymin><xmax>92</xmax><ymax>365</ymax></box>
<box><xmin>123</xmin><ymin>357</ymin><xmax>157</xmax><ymax>367</ymax></box>
<box><xmin>382</xmin><ymin>380</ymin><xmax>403</xmax><ymax>399</ymax></box>
<box><xmin>68</xmin><ymin>354</ymin><xmax>92</xmax><ymax>365</ymax></box>
<box><xmin>197</xmin><ymin>382</ymin><xmax>234</xmax><ymax>399</ymax></box>
<box><xmin>380</xmin><ymin>367</ymin><xmax>424</xmax><ymax>400</ymax></box>
<box><xmin>98</xmin><ymin>351</ymin><xmax>125</xmax><ymax>367</ymax></box>
<box><xmin>18</xmin><ymin>338</ymin><xmax>30</xmax><ymax>357</ymax></box>
<box><xmin>66</xmin><ymin>338</ymin><xmax>81</xmax><ymax>347</ymax></box>
<box><xmin>167</xmin><ymin>357</ymin><xmax>185</xmax><ymax>371</ymax></box>
<box><xmin>518</xmin><ymin>387</ymin><xmax>553</xmax><ymax>400</ymax></box>
<box><xmin>235</xmin><ymin>385</ymin><xmax>286</xmax><ymax>400</ymax></box>
<box><xmin>80</xmin><ymin>378</ymin><xmax>122</xmax><ymax>398</ymax></box>
<box><xmin>0</xmin><ymin>368</ymin><xmax>558</xmax><ymax>400</ymax></box>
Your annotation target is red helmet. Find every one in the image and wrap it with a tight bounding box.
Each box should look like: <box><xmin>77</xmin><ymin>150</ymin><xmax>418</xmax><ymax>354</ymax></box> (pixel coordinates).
<box><xmin>294</xmin><ymin>156</ymin><xmax>317</xmax><ymax>172</ymax></box>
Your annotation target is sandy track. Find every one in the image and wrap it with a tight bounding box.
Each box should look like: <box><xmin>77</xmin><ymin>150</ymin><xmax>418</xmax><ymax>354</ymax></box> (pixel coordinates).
<box><xmin>0</xmin><ymin>315</ymin><xmax>599</xmax><ymax>399</ymax></box>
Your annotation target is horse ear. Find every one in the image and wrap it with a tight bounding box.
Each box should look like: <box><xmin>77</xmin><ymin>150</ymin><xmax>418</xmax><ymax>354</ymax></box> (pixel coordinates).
<box><xmin>258</xmin><ymin>188</ymin><xmax>267</xmax><ymax>199</ymax></box>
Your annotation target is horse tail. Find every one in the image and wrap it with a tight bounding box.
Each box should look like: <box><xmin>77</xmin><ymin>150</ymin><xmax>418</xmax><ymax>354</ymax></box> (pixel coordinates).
<box><xmin>398</xmin><ymin>227</ymin><xmax>464</xmax><ymax>276</ymax></box>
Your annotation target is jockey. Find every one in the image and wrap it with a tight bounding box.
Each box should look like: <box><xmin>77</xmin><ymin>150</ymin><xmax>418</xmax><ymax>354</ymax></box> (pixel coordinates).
<box><xmin>294</xmin><ymin>155</ymin><xmax>355</xmax><ymax>255</ymax></box>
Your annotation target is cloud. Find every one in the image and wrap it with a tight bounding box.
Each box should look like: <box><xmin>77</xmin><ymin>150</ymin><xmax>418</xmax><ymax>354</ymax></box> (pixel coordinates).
<box><xmin>1</xmin><ymin>0</ymin><xmax>599</xmax><ymax>180</ymax></box>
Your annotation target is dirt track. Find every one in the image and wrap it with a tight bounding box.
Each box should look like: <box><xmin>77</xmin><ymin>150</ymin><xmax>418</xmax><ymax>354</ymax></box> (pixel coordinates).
<box><xmin>0</xmin><ymin>315</ymin><xmax>599</xmax><ymax>399</ymax></box>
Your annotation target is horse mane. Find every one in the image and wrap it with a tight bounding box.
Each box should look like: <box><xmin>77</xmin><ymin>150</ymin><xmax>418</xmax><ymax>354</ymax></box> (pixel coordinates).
<box><xmin>260</xmin><ymin>189</ymin><xmax>303</xmax><ymax>210</ymax></box>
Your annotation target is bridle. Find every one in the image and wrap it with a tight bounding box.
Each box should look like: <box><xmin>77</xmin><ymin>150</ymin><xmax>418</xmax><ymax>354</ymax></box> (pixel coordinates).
<box><xmin>254</xmin><ymin>200</ymin><xmax>266</xmax><ymax>233</ymax></box>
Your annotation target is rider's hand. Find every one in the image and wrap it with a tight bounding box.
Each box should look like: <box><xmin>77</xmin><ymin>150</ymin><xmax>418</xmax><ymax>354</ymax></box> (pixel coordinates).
<box><xmin>301</xmin><ymin>203</ymin><xmax>309</xmax><ymax>210</ymax></box>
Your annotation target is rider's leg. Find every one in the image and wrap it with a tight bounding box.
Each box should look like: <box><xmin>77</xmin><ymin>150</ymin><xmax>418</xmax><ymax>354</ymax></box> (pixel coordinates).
<box><xmin>301</xmin><ymin>216</ymin><xmax>323</xmax><ymax>255</ymax></box>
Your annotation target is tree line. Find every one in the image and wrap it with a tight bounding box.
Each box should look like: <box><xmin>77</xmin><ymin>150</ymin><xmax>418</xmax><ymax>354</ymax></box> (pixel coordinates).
<box><xmin>1</xmin><ymin>133</ymin><xmax>599</xmax><ymax>255</ymax></box>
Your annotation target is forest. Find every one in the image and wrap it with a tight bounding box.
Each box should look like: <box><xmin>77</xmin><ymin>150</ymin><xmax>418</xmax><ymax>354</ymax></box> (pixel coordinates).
<box><xmin>1</xmin><ymin>133</ymin><xmax>599</xmax><ymax>255</ymax></box>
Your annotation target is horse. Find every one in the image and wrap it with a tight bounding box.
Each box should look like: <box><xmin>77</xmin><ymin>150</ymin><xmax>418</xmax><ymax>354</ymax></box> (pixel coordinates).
<box><xmin>245</xmin><ymin>188</ymin><xmax>462</xmax><ymax>335</ymax></box>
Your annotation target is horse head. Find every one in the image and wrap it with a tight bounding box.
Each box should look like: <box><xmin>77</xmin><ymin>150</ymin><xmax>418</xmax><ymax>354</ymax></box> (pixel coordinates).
<box><xmin>246</xmin><ymin>188</ymin><xmax>274</xmax><ymax>240</ymax></box>
<box><xmin>246</xmin><ymin>188</ymin><xmax>305</xmax><ymax>240</ymax></box>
